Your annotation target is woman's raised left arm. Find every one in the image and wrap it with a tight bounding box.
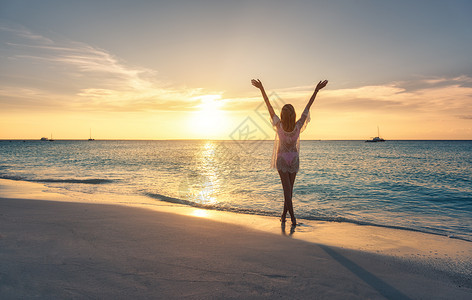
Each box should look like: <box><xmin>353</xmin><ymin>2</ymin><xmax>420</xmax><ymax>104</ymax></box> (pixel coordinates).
<box><xmin>297</xmin><ymin>80</ymin><xmax>328</xmax><ymax>127</ymax></box>
<box><xmin>303</xmin><ymin>80</ymin><xmax>328</xmax><ymax>113</ymax></box>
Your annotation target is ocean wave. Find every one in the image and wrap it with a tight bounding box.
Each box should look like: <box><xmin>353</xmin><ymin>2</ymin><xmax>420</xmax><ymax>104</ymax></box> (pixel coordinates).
<box><xmin>0</xmin><ymin>174</ymin><xmax>26</xmax><ymax>181</ymax></box>
<box><xmin>0</xmin><ymin>175</ymin><xmax>114</xmax><ymax>184</ymax></box>
<box><xmin>32</xmin><ymin>178</ymin><xmax>115</xmax><ymax>184</ymax></box>
<box><xmin>144</xmin><ymin>192</ymin><xmax>275</xmax><ymax>216</ymax></box>
<box><xmin>145</xmin><ymin>192</ymin><xmax>472</xmax><ymax>243</ymax></box>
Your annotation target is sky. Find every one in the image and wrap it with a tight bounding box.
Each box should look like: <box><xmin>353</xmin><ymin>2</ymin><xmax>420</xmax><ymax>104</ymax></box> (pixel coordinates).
<box><xmin>1</xmin><ymin>0</ymin><xmax>471</xmax><ymax>140</ymax></box>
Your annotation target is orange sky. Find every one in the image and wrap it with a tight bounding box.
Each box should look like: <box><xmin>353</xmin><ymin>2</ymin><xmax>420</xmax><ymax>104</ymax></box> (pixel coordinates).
<box><xmin>1</xmin><ymin>1</ymin><xmax>471</xmax><ymax>140</ymax></box>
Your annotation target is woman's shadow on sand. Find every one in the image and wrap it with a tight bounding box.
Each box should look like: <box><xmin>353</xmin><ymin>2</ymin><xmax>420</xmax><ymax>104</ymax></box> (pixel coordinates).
<box><xmin>280</xmin><ymin>222</ymin><xmax>411</xmax><ymax>300</ymax></box>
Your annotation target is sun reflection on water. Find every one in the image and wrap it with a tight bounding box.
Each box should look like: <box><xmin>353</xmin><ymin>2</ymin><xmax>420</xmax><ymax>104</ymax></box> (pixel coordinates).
<box><xmin>177</xmin><ymin>141</ymin><xmax>221</xmax><ymax>206</ymax></box>
<box><xmin>191</xmin><ymin>209</ymin><xmax>210</xmax><ymax>218</ymax></box>
<box><xmin>197</xmin><ymin>141</ymin><xmax>220</xmax><ymax>202</ymax></box>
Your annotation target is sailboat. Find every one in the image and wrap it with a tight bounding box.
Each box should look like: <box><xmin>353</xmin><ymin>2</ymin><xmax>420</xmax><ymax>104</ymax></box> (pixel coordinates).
<box><xmin>88</xmin><ymin>128</ymin><xmax>95</xmax><ymax>141</ymax></box>
<box><xmin>365</xmin><ymin>126</ymin><xmax>385</xmax><ymax>142</ymax></box>
<box><xmin>49</xmin><ymin>133</ymin><xmax>55</xmax><ymax>142</ymax></box>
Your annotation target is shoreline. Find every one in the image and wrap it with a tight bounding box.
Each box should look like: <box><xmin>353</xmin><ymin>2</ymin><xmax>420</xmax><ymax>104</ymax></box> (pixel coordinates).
<box><xmin>144</xmin><ymin>191</ymin><xmax>472</xmax><ymax>243</ymax></box>
<box><xmin>2</xmin><ymin>177</ymin><xmax>471</xmax><ymax>243</ymax></box>
<box><xmin>1</xmin><ymin>178</ymin><xmax>471</xmax><ymax>298</ymax></box>
<box><xmin>1</xmin><ymin>178</ymin><xmax>471</xmax><ymax>274</ymax></box>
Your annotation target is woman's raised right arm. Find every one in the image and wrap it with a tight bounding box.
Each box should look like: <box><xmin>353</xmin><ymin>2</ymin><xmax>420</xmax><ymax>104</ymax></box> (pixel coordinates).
<box><xmin>251</xmin><ymin>79</ymin><xmax>275</xmax><ymax>120</ymax></box>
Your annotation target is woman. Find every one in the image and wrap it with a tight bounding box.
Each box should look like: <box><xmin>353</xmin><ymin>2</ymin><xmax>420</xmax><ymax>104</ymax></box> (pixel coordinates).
<box><xmin>251</xmin><ymin>79</ymin><xmax>328</xmax><ymax>225</ymax></box>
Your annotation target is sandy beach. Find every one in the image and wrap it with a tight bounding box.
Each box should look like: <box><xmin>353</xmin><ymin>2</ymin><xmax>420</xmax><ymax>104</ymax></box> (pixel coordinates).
<box><xmin>1</xmin><ymin>179</ymin><xmax>471</xmax><ymax>299</ymax></box>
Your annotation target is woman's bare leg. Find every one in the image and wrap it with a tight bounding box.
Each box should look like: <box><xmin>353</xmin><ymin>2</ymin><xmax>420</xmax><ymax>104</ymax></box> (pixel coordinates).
<box><xmin>289</xmin><ymin>171</ymin><xmax>297</xmax><ymax>198</ymax></box>
<box><xmin>288</xmin><ymin>171</ymin><xmax>297</xmax><ymax>225</ymax></box>
<box><xmin>284</xmin><ymin>172</ymin><xmax>297</xmax><ymax>222</ymax></box>
<box><xmin>278</xmin><ymin>170</ymin><xmax>289</xmax><ymax>222</ymax></box>
<box><xmin>278</xmin><ymin>170</ymin><xmax>297</xmax><ymax>225</ymax></box>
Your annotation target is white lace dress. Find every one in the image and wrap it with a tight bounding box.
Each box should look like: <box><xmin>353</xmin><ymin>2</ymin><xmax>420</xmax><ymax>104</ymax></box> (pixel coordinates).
<box><xmin>271</xmin><ymin>108</ymin><xmax>310</xmax><ymax>173</ymax></box>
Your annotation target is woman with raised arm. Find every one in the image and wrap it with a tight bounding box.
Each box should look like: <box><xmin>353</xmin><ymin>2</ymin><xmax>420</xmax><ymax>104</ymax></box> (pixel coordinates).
<box><xmin>251</xmin><ymin>79</ymin><xmax>328</xmax><ymax>225</ymax></box>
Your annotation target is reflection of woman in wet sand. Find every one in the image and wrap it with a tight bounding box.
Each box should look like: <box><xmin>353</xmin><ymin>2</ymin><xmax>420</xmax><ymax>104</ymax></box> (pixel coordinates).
<box><xmin>251</xmin><ymin>79</ymin><xmax>328</xmax><ymax>225</ymax></box>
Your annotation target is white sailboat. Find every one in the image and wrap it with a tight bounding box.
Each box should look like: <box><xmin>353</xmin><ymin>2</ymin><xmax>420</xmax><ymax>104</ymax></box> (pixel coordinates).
<box><xmin>365</xmin><ymin>126</ymin><xmax>385</xmax><ymax>142</ymax></box>
<box><xmin>88</xmin><ymin>128</ymin><xmax>95</xmax><ymax>141</ymax></box>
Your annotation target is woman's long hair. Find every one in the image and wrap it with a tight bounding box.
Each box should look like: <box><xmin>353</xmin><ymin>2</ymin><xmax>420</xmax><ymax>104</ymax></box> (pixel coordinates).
<box><xmin>280</xmin><ymin>104</ymin><xmax>296</xmax><ymax>132</ymax></box>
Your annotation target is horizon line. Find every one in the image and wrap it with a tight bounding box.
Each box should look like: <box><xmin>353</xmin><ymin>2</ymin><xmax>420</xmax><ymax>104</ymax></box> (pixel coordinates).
<box><xmin>1</xmin><ymin>139</ymin><xmax>471</xmax><ymax>142</ymax></box>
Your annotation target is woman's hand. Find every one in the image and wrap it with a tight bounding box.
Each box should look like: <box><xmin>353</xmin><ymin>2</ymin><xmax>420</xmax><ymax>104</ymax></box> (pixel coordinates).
<box><xmin>315</xmin><ymin>80</ymin><xmax>328</xmax><ymax>92</ymax></box>
<box><xmin>251</xmin><ymin>79</ymin><xmax>263</xmax><ymax>90</ymax></box>
<box><xmin>304</xmin><ymin>79</ymin><xmax>328</xmax><ymax>112</ymax></box>
<box><xmin>252</xmin><ymin>78</ymin><xmax>275</xmax><ymax>118</ymax></box>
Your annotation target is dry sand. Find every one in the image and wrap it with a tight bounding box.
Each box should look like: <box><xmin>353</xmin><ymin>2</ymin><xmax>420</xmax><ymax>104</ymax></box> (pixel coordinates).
<box><xmin>0</xmin><ymin>179</ymin><xmax>471</xmax><ymax>299</ymax></box>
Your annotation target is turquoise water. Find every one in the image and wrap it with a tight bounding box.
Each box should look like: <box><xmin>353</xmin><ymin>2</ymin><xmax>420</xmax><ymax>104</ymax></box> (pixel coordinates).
<box><xmin>1</xmin><ymin>140</ymin><xmax>471</xmax><ymax>241</ymax></box>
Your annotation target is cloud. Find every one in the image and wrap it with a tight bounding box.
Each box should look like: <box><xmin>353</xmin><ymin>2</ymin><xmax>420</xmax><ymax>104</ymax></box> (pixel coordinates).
<box><xmin>0</xmin><ymin>25</ymin><xmax>221</xmax><ymax>112</ymax></box>
<box><xmin>2</xmin><ymin>24</ymin><xmax>472</xmax><ymax>122</ymax></box>
<box><xmin>269</xmin><ymin>77</ymin><xmax>472</xmax><ymax>117</ymax></box>
<box><xmin>0</xmin><ymin>25</ymin><xmax>54</xmax><ymax>44</ymax></box>
<box><xmin>213</xmin><ymin>75</ymin><xmax>472</xmax><ymax>117</ymax></box>
<box><xmin>394</xmin><ymin>75</ymin><xmax>472</xmax><ymax>92</ymax></box>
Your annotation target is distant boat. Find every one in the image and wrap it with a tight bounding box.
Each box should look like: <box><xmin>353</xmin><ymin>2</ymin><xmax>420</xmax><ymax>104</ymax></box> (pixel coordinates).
<box><xmin>49</xmin><ymin>133</ymin><xmax>55</xmax><ymax>142</ymax></box>
<box><xmin>365</xmin><ymin>126</ymin><xmax>385</xmax><ymax>142</ymax></box>
<box><xmin>40</xmin><ymin>137</ymin><xmax>49</xmax><ymax>141</ymax></box>
<box><xmin>88</xmin><ymin>128</ymin><xmax>95</xmax><ymax>141</ymax></box>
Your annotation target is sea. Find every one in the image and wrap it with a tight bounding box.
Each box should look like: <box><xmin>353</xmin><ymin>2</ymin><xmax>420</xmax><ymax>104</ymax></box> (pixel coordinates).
<box><xmin>1</xmin><ymin>139</ymin><xmax>471</xmax><ymax>242</ymax></box>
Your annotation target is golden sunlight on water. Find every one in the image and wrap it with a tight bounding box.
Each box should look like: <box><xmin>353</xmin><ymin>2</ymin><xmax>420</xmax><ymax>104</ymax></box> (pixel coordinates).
<box><xmin>198</xmin><ymin>141</ymin><xmax>220</xmax><ymax>204</ymax></box>
<box><xmin>191</xmin><ymin>209</ymin><xmax>210</xmax><ymax>218</ymax></box>
<box><xmin>178</xmin><ymin>141</ymin><xmax>220</xmax><ymax>206</ymax></box>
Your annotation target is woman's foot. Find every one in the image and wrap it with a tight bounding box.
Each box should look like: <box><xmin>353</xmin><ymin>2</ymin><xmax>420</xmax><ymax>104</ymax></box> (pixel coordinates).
<box><xmin>291</xmin><ymin>217</ymin><xmax>297</xmax><ymax>226</ymax></box>
<box><xmin>280</xmin><ymin>214</ymin><xmax>287</xmax><ymax>223</ymax></box>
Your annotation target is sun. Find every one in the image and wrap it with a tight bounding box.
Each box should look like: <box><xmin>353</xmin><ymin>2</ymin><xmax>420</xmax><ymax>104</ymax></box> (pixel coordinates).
<box><xmin>189</xmin><ymin>94</ymin><xmax>227</xmax><ymax>139</ymax></box>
